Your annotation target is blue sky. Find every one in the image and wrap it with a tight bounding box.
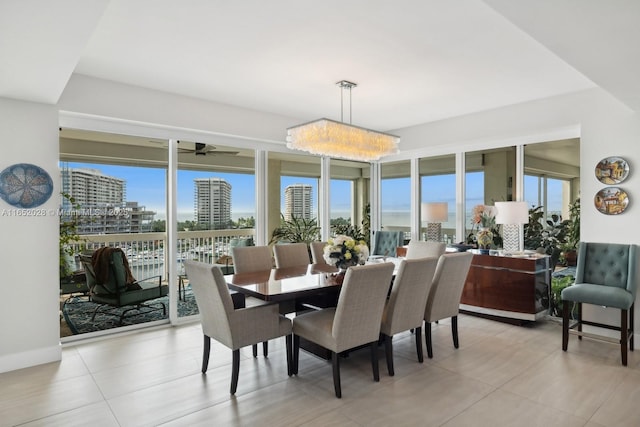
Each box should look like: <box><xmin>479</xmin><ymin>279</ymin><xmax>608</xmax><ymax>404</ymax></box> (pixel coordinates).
<box><xmin>63</xmin><ymin>162</ymin><xmax>562</xmax><ymax>223</ymax></box>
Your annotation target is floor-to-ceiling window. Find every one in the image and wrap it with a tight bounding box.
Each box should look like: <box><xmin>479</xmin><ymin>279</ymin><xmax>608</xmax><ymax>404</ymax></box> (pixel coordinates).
<box><xmin>380</xmin><ymin>160</ymin><xmax>411</xmax><ymax>241</ymax></box>
<box><xmin>419</xmin><ymin>154</ymin><xmax>456</xmax><ymax>243</ymax></box>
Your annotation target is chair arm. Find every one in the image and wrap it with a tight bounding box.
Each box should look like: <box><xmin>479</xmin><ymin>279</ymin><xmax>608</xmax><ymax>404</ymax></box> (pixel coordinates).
<box><xmin>134</xmin><ymin>275</ymin><xmax>163</xmax><ymax>289</ymax></box>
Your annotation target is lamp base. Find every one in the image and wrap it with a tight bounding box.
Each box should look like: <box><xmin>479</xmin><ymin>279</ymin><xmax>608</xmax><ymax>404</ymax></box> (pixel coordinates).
<box><xmin>502</xmin><ymin>224</ymin><xmax>521</xmax><ymax>253</ymax></box>
<box><xmin>426</xmin><ymin>223</ymin><xmax>442</xmax><ymax>242</ymax></box>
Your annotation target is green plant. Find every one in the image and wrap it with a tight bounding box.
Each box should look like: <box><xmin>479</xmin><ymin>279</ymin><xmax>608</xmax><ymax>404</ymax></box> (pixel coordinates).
<box><xmin>524</xmin><ymin>205</ymin><xmax>568</xmax><ymax>267</ymax></box>
<box><xmin>59</xmin><ymin>193</ymin><xmax>85</xmax><ymax>279</ymax></box>
<box><xmin>563</xmin><ymin>197</ymin><xmax>581</xmax><ymax>251</ymax></box>
<box><xmin>550</xmin><ymin>275</ymin><xmax>575</xmax><ymax>317</ymax></box>
<box><xmin>331</xmin><ymin>203</ymin><xmax>371</xmax><ymax>248</ymax></box>
<box><xmin>269</xmin><ymin>214</ymin><xmax>320</xmax><ymax>244</ymax></box>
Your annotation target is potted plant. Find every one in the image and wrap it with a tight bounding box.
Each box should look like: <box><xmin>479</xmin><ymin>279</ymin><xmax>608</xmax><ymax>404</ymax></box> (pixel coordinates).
<box><xmin>59</xmin><ymin>193</ymin><xmax>86</xmax><ymax>293</ymax></box>
<box><xmin>561</xmin><ymin>198</ymin><xmax>580</xmax><ymax>266</ymax></box>
<box><xmin>269</xmin><ymin>214</ymin><xmax>321</xmax><ymax>245</ymax></box>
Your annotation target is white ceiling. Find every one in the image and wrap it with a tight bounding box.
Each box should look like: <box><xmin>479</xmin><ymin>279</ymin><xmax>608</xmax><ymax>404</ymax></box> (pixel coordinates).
<box><xmin>1</xmin><ymin>0</ymin><xmax>638</xmax><ymax>132</ymax></box>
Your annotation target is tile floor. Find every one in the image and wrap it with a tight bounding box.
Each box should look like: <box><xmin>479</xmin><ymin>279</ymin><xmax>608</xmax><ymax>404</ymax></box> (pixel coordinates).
<box><xmin>2</xmin><ymin>314</ymin><xmax>640</xmax><ymax>427</ymax></box>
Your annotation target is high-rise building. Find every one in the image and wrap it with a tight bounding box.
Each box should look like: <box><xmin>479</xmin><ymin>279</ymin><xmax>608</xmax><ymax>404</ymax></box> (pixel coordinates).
<box><xmin>60</xmin><ymin>167</ymin><xmax>155</xmax><ymax>234</ymax></box>
<box><xmin>284</xmin><ymin>184</ymin><xmax>313</xmax><ymax>220</ymax></box>
<box><xmin>194</xmin><ymin>178</ymin><xmax>232</xmax><ymax>229</ymax></box>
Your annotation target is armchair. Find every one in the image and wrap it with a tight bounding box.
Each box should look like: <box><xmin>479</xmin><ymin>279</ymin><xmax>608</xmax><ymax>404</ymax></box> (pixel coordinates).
<box><xmin>371</xmin><ymin>231</ymin><xmax>404</xmax><ymax>257</ymax></box>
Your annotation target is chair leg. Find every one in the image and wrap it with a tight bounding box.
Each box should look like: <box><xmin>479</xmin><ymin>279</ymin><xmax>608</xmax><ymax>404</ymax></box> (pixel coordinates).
<box><xmin>252</xmin><ymin>344</ymin><xmax>258</xmax><ymax>357</ymax></box>
<box><xmin>371</xmin><ymin>341</ymin><xmax>380</xmax><ymax>382</ymax></box>
<box><xmin>202</xmin><ymin>335</ymin><xmax>211</xmax><ymax>373</ymax></box>
<box><xmin>630</xmin><ymin>303</ymin><xmax>635</xmax><ymax>351</ymax></box>
<box><xmin>562</xmin><ymin>300</ymin><xmax>569</xmax><ymax>351</ymax></box>
<box><xmin>415</xmin><ymin>325</ymin><xmax>424</xmax><ymax>363</ymax></box>
<box><xmin>286</xmin><ymin>334</ymin><xmax>293</xmax><ymax>376</ymax></box>
<box><xmin>384</xmin><ymin>334</ymin><xmax>394</xmax><ymax>376</ymax></box>
<box><xmin>621</xmin><ymin>308</ymin><xmax>628</xmax><ymax>366</ymax></box>
<box><xmin>332</xmin><ymin>351</ymin><xmax>342</xmax><ymax>398</ymax></box>
<box><xmin>292</xmin><ymin>335</ymin><xmax>300</xmax><ymax>375</ymax></box>
<box><xmin>263</xmin><ymin>341</ymin><xmax>269</xmax><ymax>357</ymax></box>
<box><xmin>577</xmin><ymin>303</ymin><xmax>583</xmax><ymax>340</ymax></box>
<box><xmin>230</xmin><ymin>349</ymin><xmax>240</xmax><ymax>394</ymax></box>
<box><xmin>452</xmin><ymin>316</ymin><xmax>459</xmax><ymax>349</ymax></box>
<box><xmin>425</xmin><ymin>322</ymin><xmax>433</xmax><ymax>358</ymax></box>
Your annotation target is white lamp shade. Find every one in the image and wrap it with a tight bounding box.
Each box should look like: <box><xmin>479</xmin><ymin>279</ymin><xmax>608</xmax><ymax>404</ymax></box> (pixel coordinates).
<box><xmin>421</xmin><ymin>202</ymin><xmax>448</xmax><ymax>222</ymax></box>
<box><xmin>495</xmin><ymin>201</ymin><xmax>529</xmax><ymax>225</ymax></box>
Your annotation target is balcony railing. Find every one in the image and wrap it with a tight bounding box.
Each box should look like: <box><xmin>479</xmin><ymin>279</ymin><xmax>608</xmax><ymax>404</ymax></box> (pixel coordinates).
<box><xmin>67</xmin><ymin>228</ymin><xmax>256</xmax><ymax>280</ymax></box>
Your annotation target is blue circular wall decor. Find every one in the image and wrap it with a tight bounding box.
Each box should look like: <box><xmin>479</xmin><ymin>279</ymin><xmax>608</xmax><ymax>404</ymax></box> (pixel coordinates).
<box><xmin>0</xmin><ymin>163</ymin><xmax>53</xmax><ymax>208</ymax></box>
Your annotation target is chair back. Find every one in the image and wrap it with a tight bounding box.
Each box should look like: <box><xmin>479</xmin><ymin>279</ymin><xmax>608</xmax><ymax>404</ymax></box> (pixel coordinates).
<box><xmin>425</xmin><ymin>252</ymin><xmax>473</xmax><ymax>322</ymax></box>
<box><xmin>310</xmin><ymin>241</ymin><xmax>327</xmax><ymax>264</ymax></box>
<box><xmin>79</xmin><ymin>254</ymin><xmax>97</xmax><ymax>293</ymax></box>
<box><xmin>184</xmin><ymin>261</ymin><xmax>235</xmax><ymax>347</ymax></box>
<box><xmin>371</xmin><ymin>231</ymin><xmax>404</xmax><ymax>257</ymax></box>
<box><xmin>89</xmin><ymin>247</ymin><xmax>134</xmax><ymax>295</ymax></box>
<box><xmin>232</xmin><ymin>245</ymin><xmax>273</xmax><ymax>273</ymax></box>
<box><xmin>382</xmin><ymin>257</ymin><xmax>439</xmax><ymax>335</ymax></box>
<box><xmin>406</xmin><ymin>241</ymin><xmax>446</xmax><ymax>259</ymax></box>
<box><xmin>332</xmin><ymin>262</ymin><xmax>395</xmax><ymax>351</ymax></box>
<box><xmin>576</xmin><ymin>242</ymin><xmax>637</xmax><ymax>296</ymax></box>
<box><xmin>274</xmin><ymin>242</ymin><xmax>311</xmax><ymax>268</ymax></box>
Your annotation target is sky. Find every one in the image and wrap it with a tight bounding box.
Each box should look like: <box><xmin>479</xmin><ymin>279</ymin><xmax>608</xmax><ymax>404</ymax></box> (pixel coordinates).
<box><xmin>62</xmin><ymin>162</ymin><xmax>562</xmax><ymax>224</ymax></box>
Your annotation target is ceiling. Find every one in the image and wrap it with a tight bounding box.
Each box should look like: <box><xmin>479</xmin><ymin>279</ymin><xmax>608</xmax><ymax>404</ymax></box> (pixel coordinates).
<box><xmin>2</xmin><ymin>0</ymin><xmax>639</xmax><ymax>134</ymax></box>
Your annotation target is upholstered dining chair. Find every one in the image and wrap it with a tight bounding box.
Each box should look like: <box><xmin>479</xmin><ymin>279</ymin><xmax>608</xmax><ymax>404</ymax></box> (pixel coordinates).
<box><xmin>292</xmin><ymin>262</ymin><xmax>395</xmax><ymax>398</ymax></box>
<box><xmin>184</xmin><ymin>260</ymin><xmax>292</xmax><ymax>394</ymax></box>
<box><xmin>231</xmin><ymin>245</ymin><xmax>273</xmax><ymax>356</ymax></box>
<box><xmin>380</xmin><ymin>257</ymin><xmax>439</xmax><ymax>375</ymax></box>
<box><xmin>371</xmin><ymin>231</ymin><xmax>404</xmax><ymax>257</ymax></box>
<box><xmin>405</xmin><ymin>240</ymin><xmax>447</xmax><ymax>260</ymax></box>
<box><xmin>562</xmin><ymin>242</ymin><xmax>638</xmax><ymax>366</ymax></box>
<box><xmin>274</xmin><ymin>242</ymin><xmax>311</xmax><ymax>268</ymax></box>
<box><xmin>424</xmin><ymin>252</ymin><xmax>474</xmax><ymax>358</ymax></box>
<box><xmin>310</xmin><ymin>241</ymin><xmax>327</xmax><ymax>264</ymax></box>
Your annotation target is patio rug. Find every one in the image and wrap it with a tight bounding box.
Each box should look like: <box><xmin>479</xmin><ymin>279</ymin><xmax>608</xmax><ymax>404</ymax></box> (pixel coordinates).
<box><xmin>62</xmin><ymin>287</ymin><xmax>200</xmax><ymax>335</ymax></box>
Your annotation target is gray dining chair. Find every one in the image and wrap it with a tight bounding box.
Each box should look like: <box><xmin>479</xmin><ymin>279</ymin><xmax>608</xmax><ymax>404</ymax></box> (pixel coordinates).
<box><xmin>292</xmin><ymin>262</ymin><xmax>395</xmax><ymax>398</ymax></box>
<box><xmin>424</xmin><ymin>252</ymin><xmax>474</xmax><ymax>358</ymax></box>
<box><xmin>184</xmin><ymin>260</ymin><xmax>292</xmax><ymax>394</ymax></box>
<box><xmin>310</xmin><ymin>241</ymin><xmax>327</xmax><ymax>264</ymax></box>
<box><xmin>274</xmin><ymin>242</ymin><xmax>311</xmax><ymax>268</ymax></box>
<box><xmin>231</xmin><ymin>245</ymin><xmax>273</xmax><ymax>356</ymax></box>
<box><xmin>380</xmin><ymin>257</ymin><xmax>439</xmax><ymax>375</ymax></box>
<box><xmin>405</xmin><ymin>240</ymin><xmax>446</xmax><ymax>259</ymax></box>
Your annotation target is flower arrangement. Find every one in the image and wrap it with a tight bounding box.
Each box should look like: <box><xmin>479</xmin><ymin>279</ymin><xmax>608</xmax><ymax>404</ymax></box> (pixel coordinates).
<box><xmin>471</xmin><ymin>204</ymin><xmax>497</xmax><ymax>228</ymax></box>
<box><xmin>323</xmin><ymin>235</ymin><xmax>369</xmax><ymax>270</ymax></box>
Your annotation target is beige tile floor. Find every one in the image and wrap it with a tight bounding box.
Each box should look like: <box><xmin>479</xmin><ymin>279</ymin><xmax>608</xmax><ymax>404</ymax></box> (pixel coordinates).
<box><xmin>2</xmin><ymin>314</ymin><xmax>640</xmax><ymax>427</ymax></box>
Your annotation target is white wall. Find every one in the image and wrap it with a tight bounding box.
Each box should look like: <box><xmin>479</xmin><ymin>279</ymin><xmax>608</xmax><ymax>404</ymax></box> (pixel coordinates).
<box><xmin>0</xmin><ymin>98</ymin><xmax>61</xmax><ymax>372</ymax></box>
<box><xmin>2</xmin><ymin>78</ymin><xmax>639</xmax><ymax>373</ymax></box>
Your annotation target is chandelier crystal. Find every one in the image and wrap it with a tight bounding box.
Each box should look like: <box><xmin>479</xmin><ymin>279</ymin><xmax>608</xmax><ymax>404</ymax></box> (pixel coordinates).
<box><xmin>286</xmin><ymin>81</ymin><xmax>400</xmax><ymax>162</ymax></box>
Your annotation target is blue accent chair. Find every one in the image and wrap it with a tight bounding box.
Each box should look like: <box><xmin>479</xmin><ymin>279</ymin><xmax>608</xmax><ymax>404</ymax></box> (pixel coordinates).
<box><xmin>371</xmin><ymin>231</ymin><xmax>404</xmax><ymax>257</ymax></box>
<box><xmin>562</xmin><ymin>242</ymin><xmax>637</xmax><ymax>365</ymax></box>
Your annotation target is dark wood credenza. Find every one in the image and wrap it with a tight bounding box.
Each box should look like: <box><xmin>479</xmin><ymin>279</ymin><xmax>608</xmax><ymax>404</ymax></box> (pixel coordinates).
<box><xmin>461</xmin><ymin>254</ymin><xmax>551</xmax><ymax>323</ymax></box>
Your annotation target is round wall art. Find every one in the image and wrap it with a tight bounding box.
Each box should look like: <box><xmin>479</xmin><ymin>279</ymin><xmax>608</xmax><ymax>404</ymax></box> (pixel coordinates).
<box><xmin>0</xmin><ymin>163</ymin><xmax>54</xmax><ymax>208</ymax></box>
<box><xmin>595</xmin><ymin>156</ymin><xmax>629</xmax><ymax>184</ymax></box>
<box><xmin>594</xmin><ymin>187</ymin><xmax>629</xmax><ymax>215</ymax></box>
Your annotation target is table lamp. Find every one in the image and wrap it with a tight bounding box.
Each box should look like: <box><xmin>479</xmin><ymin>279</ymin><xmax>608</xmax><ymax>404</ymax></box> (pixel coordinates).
<box><xmin>495</xmin><ymin>201</ymin><xmax>529</xmax><ymax>253</ymax></box>
<box><xmin>421</xmin><ymin>202</ymin><xmax>448</xmax><ymax>242</ymax></box>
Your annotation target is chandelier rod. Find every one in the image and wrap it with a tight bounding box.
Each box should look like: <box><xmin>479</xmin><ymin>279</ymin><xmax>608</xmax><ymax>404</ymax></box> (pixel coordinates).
<box><xmin>337</xmin><ymin>80</ymin><xmax>357</xmax><ymax>125</ymax></box>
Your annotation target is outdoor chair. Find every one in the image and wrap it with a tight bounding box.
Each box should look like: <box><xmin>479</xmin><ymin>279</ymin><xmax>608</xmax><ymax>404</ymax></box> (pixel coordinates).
<box><xmin>274</xmin><ymin>242</ymin><xmax>311</xmax><ymax>268</ymax></box>
<box><xmin>310</xmin><ymin>241</ymin><xmax>327</xmax><ymax>264</ymax></box>
<box><xmin>405</xmin><ymin>240</ymin><xmax>446</xmax><ymax>259</ymax></box>
<box><xmin>562</xmin><ymin>242</ymin><xmax>638</xmax><ymax>365</ymax></box>
<box><xmin>424</xmin><ymin>252</ymin><xmax>474</xmax><ymax>358</ymax></box>
<box><xmin>81</xmin><ymin>247</ymin><xmax>168</xmax><ymax>325</ymax></box>
<box><xmin>371</xmin><ymin>231</ymin><xmax>404</xmax><ymax>257</ymax></box>
<box><xmin>292</xmin><ymin>262</ymin><xmax>395</xmax><ymax>398</ymax></box>
<box><xmin>380</xmin><ymin>257</ymin><xmax>439</xmax><ymax>375</ymax></box>
<box><xmin>184</xmin><ymin>260</ymin><xmax>292</xmax><ymax>394</ymax></box>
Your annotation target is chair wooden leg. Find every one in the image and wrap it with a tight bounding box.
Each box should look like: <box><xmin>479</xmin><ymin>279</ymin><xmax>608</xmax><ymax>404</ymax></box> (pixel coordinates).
<box><xmin>630</xmin><ymin>303</ymin><xmax>635</xmax><ymax>351</ymax></box>
<box><xmin>384</xmin><ymin>334</ymin><xmax>394</xmax><ymax>376</ymax></box>
<box><xmin>263</xmin><ymin>341</ymin><xmax>269</xmax><ymax>357</ymax></box>
<box><xmin>332</xmin><ymin>351</ymin><xmax>342</xmax><ymax>398</ymax></box>
<box><xmin>230</xmin><ymin>349</ymin><xmax>240</xmax><ymax>394</ymax></box>
<box><xmin>202</xmin><ymin>335</ymin><xmax>211</xmax><ymax>373</ymax></box>
<box><xmin>252</xmin><ymin>344</ymin><xmax>258</xmax><ymax>357</ymax></box>
<box><xmin>415</xmin><ymin>325</ymin><xmax>423</xmax><ymax>363</ymax></box>
<box><xmin>371</xmin><ymin>341</ymin><xmax>380</xmax><ymax>382</ymax></box>
<box><xmin>425</xmin><ymin>322</ymin><xmax>433</xmax><ymax>358</ymax></box>
<box><xmin>286</xmin><ymin>334</ymin><xmax>293</xmax><ymax>376</ymax></box>
<box><xmin>577</xmin><ymin>303</ymin><xmax>583</xmax><ymax>340</ymax></box>
<box><xmin>292</xmin><ymin>335</ymin><xmax>300</xmax><ymax>375</ymax></box>
<box><xmin>562</xmin><ymin>300</ymin><xmax>569</xmax><ymax>351</ymax></box>
<box><xmin>621</xmin><ymin>308</ymin><xmax>628</xmax><ymax>366</ymax></box>
<box><xmin>452</xmin><ymin>316</ymin><xmax>459</xmax><ymax>349</ymax></box>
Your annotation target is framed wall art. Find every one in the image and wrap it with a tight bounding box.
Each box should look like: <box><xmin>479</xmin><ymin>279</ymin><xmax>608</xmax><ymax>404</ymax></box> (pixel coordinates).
<box><xmin>595</xmin><ymin>156</ymin><xmax>629</xmax><ymax>184</ymax></box>
<box><xmin>594</xmin><ymin>187</ymin><xmax>629</xmax><ymax>215</ymax></box>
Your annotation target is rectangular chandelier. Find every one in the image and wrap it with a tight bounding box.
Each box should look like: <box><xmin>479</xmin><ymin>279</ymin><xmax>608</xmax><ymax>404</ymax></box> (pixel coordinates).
<box><xmin>286</xmin><ymin>118</ymin><xmax>400</xmax><ymax>162</ymax></box>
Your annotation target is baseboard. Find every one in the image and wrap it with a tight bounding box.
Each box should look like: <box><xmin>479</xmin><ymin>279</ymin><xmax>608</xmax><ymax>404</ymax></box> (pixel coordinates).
<box><xmin>0</xmin><ymin>344</ymin><xmax>61</xmax><ymax>374</ymax></box>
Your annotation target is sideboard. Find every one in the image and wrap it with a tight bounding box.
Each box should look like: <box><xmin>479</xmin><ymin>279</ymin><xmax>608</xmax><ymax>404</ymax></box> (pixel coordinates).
<box><xmin>460</xmin><ymin>254</ymin><xmax>551</xmax><ymax>323</ymax></box>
